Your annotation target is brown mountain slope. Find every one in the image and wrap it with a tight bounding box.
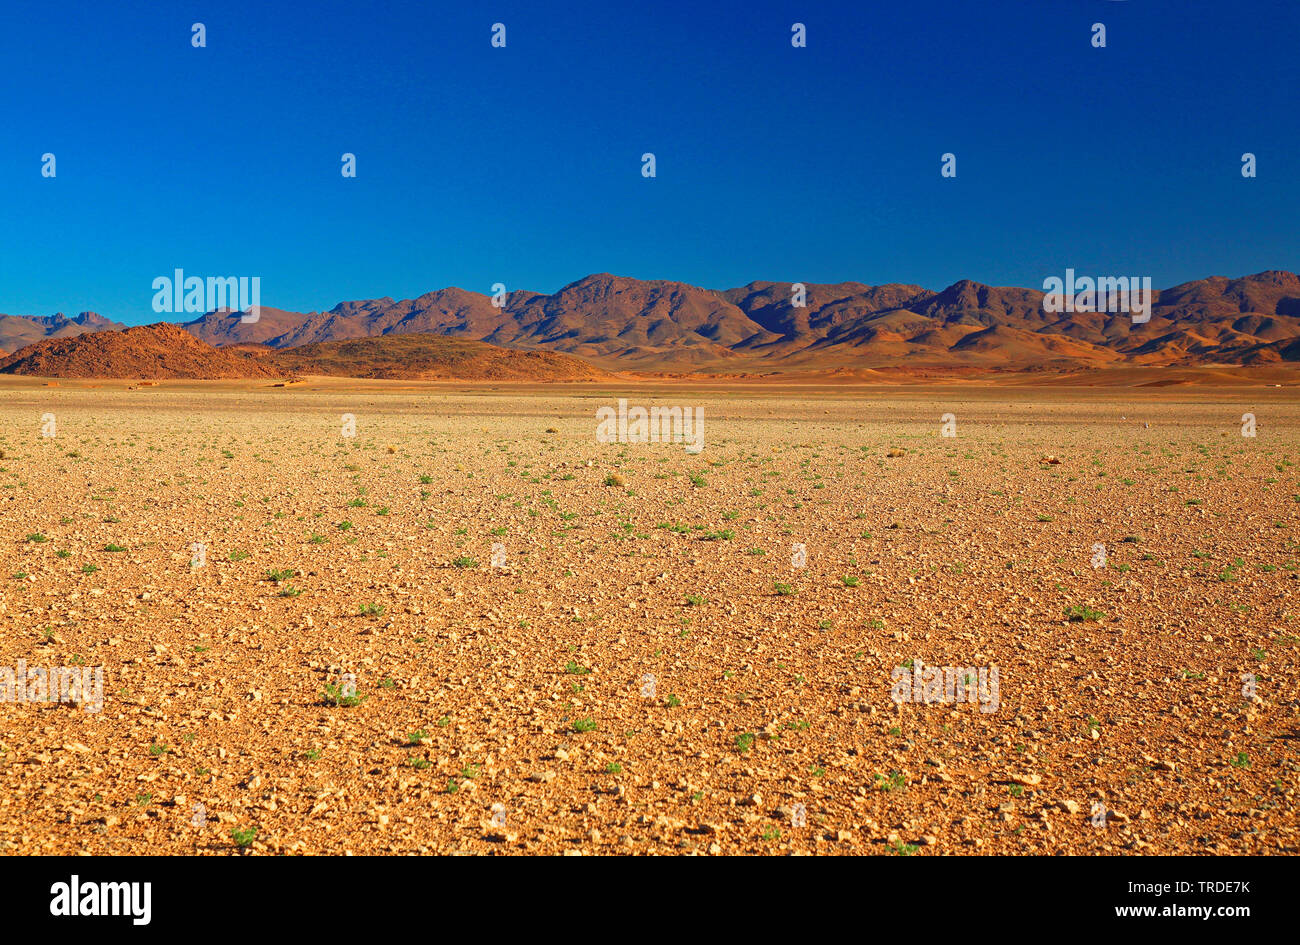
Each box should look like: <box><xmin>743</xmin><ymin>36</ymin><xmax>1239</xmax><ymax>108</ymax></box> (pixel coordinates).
<box><xmin>266</xmin><ymin>333</ymin><xmax>609</xmax><ymax>381</ymax></box>
<box><xmin>950</xmin><ymin>324</ymin><xmax>1124</xmax><ymax>363</ymax></box>
<box><xmin>0</xmin><ymin>323</ymin><xmax>280</xmax><ymax>379</ymax></box>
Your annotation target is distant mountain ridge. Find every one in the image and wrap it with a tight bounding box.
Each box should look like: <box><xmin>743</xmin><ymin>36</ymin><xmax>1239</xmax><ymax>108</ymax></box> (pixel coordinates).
<box><xmin>0</xmin><ymin>311</ymin><xmax>125</xmax><ymax>353</ymax></box>
<box><xmin>7</xmin><ymin>271</ymin><xmax>1300</xmax><ymax>372</ymax></box>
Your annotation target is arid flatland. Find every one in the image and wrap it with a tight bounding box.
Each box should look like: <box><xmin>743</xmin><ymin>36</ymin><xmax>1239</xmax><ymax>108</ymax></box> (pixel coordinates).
<box><xmin>1</xmin><ymin>380</ymin><xmax>1297</xmax><ymax>855</ymax></box>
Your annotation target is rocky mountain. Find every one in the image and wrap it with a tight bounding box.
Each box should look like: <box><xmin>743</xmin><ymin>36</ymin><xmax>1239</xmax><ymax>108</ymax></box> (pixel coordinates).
<box><xmin>0</xmin><ymin>324</ymin><xmax>610</xmax><ymax>382</ymax></box>
<box><xmin>8</xmin><ymin>271</ymin><xmax>1300</xmax><ymax>374</ymax></box>
<box><xmin>180</xmin><ymin>270</ymin><xmax>1300</xmax><ymax>371</ymax></box>
<box><xmin>0</xmin><ymin>323</ymin><xmax>280</xmax><ymax>379</ymax></box>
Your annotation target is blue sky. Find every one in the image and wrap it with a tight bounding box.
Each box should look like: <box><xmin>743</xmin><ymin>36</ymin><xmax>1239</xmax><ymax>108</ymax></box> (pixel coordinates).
<box><xmin>1</xmin><ymin>0</ymin><xmax>1296</xmax><ymax>325</ymax></box>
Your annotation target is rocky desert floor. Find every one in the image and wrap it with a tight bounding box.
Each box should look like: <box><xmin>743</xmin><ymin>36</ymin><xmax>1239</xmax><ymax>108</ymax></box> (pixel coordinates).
<box><xmin>0</xmin><ymin>378</ymin><xmax>1297</xmax><ymax>855</ymax></box>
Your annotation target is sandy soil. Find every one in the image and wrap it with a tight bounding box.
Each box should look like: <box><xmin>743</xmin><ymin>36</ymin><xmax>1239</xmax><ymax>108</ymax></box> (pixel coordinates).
<box><xmin>0</xmin><ymin>378</ymin><xmax>1296</xmax><ymax>855</ymax></box>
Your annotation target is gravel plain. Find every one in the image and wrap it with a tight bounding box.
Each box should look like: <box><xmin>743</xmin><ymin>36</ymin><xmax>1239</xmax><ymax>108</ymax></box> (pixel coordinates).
<box><xmin>1</xmin><ymin>379</ymin><xmax>1296</xmax><ymax>855</ymax></box>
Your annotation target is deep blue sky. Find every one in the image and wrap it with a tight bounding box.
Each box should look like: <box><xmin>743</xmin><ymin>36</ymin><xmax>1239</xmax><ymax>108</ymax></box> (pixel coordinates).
<box><xmin>2</xmin><ymin>0</ymin><xmax>1297</xmax><ymax>325</ymax></box>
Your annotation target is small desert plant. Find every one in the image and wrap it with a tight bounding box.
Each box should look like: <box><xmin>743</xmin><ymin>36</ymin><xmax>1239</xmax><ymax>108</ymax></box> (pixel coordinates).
<box><xmin>230</xmin><ymin>827</ymin><xmax>257</xmax><ymax>849</ymax></box>
<box><xmin>1064</xmin><ymin>604</ymin><xmax>1105</xmax><ymax>622</ymax></box>
<box><xmin>875</xmin><ymin>771</ymin><xmax>906</xmax><ymax>793</ymax></box>
<box><xmin>320</xmin><ymin>682</ymin><xmax>365</xmax><ymax>707</ymax></box>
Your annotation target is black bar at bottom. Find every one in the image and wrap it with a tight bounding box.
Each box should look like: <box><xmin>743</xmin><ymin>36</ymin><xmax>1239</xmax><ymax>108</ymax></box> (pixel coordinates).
<box><xmin>0</xmin><ymin>855</ymin><xmax>1273</xmax><ymax>933</ymax></box>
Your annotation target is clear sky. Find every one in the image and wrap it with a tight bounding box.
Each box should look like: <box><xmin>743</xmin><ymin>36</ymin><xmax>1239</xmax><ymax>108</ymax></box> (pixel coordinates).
<box><xmin>2</xmin><ymin>0</ymin><xmax>1297</xmax><ymax>325</ymax></box>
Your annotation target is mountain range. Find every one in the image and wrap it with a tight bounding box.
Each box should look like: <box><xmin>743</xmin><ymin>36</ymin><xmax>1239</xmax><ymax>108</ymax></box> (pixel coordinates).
<box><xmin>4</xmin><ymin>271</ymin><xmax>1300</xmax><ymax>374</ymax></box>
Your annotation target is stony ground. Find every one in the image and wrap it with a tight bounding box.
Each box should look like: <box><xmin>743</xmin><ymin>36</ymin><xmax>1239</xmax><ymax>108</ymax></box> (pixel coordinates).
<box><xmin>0</xmin><ymin>381</ymin><xmax>1296</xmax><ymax>855</ymax></box>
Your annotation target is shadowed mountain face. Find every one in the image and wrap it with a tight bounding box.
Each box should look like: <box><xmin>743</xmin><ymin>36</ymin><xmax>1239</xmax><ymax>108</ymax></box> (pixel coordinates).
<box><xmin>8</xmin><ymin>271</ymin><xmax>1300</xmax><ymax>373</ymax></box>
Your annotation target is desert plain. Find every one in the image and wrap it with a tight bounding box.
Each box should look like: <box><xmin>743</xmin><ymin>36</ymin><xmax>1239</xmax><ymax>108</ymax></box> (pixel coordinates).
<box><xmin>0</xmin><ymin>375</ymin><xmax>1297</xmax><ymax>855</ymax></box>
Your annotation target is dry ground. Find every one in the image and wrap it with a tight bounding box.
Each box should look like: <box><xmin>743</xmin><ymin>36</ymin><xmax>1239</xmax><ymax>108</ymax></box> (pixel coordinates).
<box><xmin>1</xmin><ymin>378</ymin><xmax>1297</xmax><ymax>855</ymax></box>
